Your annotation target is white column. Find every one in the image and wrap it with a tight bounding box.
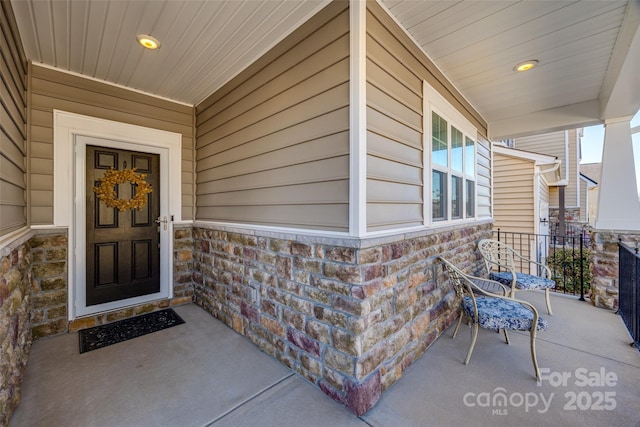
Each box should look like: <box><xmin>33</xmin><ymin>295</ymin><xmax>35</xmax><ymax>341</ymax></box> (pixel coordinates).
<box><xmin>594</xmin><ymin>117</ymin><xmax>640</xmax><ymax>230</ymax></box>
<box><xmin>349</xmin><ymin>0</ymin><xmax>367</xmax><ymax>237</ymax></box>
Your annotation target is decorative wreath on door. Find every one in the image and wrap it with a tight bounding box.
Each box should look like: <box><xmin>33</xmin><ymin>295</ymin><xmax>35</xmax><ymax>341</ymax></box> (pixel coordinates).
<box><xmin>93</xmin><ymin>168</ymin><xmax>152</xmax><ymax>211</ymax></box>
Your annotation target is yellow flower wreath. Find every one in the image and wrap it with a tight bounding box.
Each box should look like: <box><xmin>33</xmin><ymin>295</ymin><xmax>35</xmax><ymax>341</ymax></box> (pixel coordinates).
<box><xmin>93</xmin><ymin>168</ymin><xmax>152</xmax><ymax>211</ymax></box>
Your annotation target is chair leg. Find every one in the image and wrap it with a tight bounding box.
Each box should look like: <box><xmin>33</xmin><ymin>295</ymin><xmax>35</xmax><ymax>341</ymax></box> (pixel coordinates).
<box><xmin>503</xmin><ymin>329</ymin><xmax>510</xmax><ymax>345</ymax></box>
<box><xmin>464</xmin><ymin>323</ymin><xmax>479</xmax><ymax>365</ymax></box>
<box><xmin>452</xmin><ymin>310</ymin><xmax>464</xmax><ymax>339</ymax></box>
<box><xmin>530</xmin><ymin>329</ymin><xmax>541</xmax><ymax>380</ymax></box>
<box><xmin>545</xmin><ymin>288</ymin><xmax>553</xmax><ymax>315</ymax></box>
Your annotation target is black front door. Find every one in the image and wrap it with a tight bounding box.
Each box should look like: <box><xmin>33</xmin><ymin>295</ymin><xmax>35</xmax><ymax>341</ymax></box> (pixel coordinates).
<box><xmin>86</xmin><ymin>146</ymin><xmax>160</xmax><ymax>306</ymax></box>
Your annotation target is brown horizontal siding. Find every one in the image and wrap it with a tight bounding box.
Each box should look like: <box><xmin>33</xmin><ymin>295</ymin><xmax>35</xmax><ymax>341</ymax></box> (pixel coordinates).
<box><xmin>1</xmin><ymin>0</ymin><xmax>27</xmax><ymax>235</ymax></box>
<box><xmin>366</xmin><ymin>2</ymin><xmax>487</xmax><ymax>136</ymax></box>
<box><xmin>28</xmin><ymin>65</ymin><xmax>195</xmax><ymax>224</ymax></box>
<box><xmin>366</xmin><ymin>8</ymin><xmax>424</xmax><ymax>231</ymax></box>
<box><xmin>197</xmin><ymin>205</ymin><xmax>348</xmax><ymax>232</ymax></box>
<box><xmin>366</xmin><ymin>3</ymin><xmax>488</xmax><ymax>231</ymax></box>
<box><xmin>367</xmin><ymin>131</ymin><xmax>422</xmax><ymax>168</ymax></box>
<box><xmin>197</xmin><ymin>82</ymin><xmax>349</xmax><ymax>163</ymax></box>
<box><xmin>197</xmin><ymin>35</ymin><xmax>350</xmax><ymax>140</ymax></box>
<box><xmin>195</xmin><ymin>2</ymin><xmax>350</xmax><ymax>232</ymax></box>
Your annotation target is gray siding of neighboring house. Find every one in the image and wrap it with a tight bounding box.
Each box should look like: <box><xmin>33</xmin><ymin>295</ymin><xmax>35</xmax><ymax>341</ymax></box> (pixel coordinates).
<box><xmin>195</xmin><ymin>2</ymin><xmax>350</xmax><ymax>232</ymax></box>
<box><xmin>1</xmin><ymin>0</ymin><xmax>28</xmax><ymax>235</ymax></box>
<box><xmin>515</xmin><ymin>130</ymin><xmax>580</xmax><ymax>209</ymax></box>
<box><xmin>365</xmin><ymin>2</ymin><xmax>488</xmax><ymax>231</ymax></box>
<box><xmin>477</xmin><ymin>137</ymin><xmax>492</xmax><ymax>219</ymax></box>
<box><xmin>28</xmin><ymin>65</ymin><xmax>195</xmax><ymax>224</ymax></box>
<box><xmin>493</xmin><ymin>153</ymin><xmax>535</xmax><ymax>235</ymax></box>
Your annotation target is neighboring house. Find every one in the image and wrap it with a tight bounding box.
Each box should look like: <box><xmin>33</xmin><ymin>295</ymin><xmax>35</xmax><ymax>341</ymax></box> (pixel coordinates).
<box><xmin>580</xmin><ymin>163</ymin><xmax>602</xmax><ymax>227</ymax></box>
<box><xmin>492</xmin><ymin>144</ymin><xmax>560</xmax><ymax>261</ymax></box>
<box><xmin>493</xmin><ymin>145</ymin><xmax>561</xmax><ymax>235</ymax></box>
<box><xmin>507</xmin><ymin>129</ymin><xmax>585</xmax><ymax>233</ymax></box>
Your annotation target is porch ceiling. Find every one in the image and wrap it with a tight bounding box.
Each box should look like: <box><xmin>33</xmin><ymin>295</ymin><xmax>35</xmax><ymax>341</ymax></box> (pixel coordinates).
<box><xmin>10</xmin><ymin>0</ymin><xmax>640</xmax><ymax>139</ymax></box>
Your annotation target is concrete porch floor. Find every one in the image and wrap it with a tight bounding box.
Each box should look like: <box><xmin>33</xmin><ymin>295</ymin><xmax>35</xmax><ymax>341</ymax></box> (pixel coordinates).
<box><xmin>10</xmin><ymin>292</ymin><xmax>640</xmax><ymax>427</ymax></box>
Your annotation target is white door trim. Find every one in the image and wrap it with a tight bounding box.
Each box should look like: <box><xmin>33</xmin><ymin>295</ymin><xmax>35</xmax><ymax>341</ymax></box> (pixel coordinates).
<box><xmin>53</xmin><ymin>110</ymin><xmax>182</xmax><ymax>319</ymax></box>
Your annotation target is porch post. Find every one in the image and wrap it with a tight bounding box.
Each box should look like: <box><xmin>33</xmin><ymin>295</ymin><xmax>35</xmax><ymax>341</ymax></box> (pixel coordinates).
<box><xmin>558</xmin><ymin>186</ymin><xmax>566</xmax><ymax>236</ymax></box>
<box><xmin>349</xmin><ymin>0</ymin><xmax>367</xmax><ymax>237</ymax></box>
<box><xmin>594</xmin><ymin>117</ymin><xmax>640</xmax><ymax>230</ymax></box>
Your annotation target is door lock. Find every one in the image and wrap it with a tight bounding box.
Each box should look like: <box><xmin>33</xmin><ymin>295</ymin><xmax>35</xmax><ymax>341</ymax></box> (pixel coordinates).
<box><xmin>155</xmin><ymin>216</ymin><xmax>168</xmax><ymax>230</ymax></box>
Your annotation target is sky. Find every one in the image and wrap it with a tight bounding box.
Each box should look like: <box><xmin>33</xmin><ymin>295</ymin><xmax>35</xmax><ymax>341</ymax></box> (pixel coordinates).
<box><xmin>580</xmin><ymin>110</ymin><xmax>640</xmax><ymax>195</ymax></box>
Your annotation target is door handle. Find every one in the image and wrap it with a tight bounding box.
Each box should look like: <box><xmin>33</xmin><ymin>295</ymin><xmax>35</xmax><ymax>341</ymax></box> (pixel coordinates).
<box><xmin>155</xmin><ymin>216</ymin><xmax>168</xmax><ymax>231</ymax></box>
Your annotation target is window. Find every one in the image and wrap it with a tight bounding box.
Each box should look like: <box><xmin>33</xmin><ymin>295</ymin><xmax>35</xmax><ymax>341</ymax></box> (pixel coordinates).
<box><xmin>430</xmin><ymin>112</ymin><xmax>476</xmax><ymax>222</ymax></box>
<box><xmin>466</xmin><ymin>178</ymin><xmax>475</xmax><ymax>217</ymax></box>
<box><xmin>451</xmin><ymin>175</ymin><xmax>462</xmax><ymax>218</ymax></box>
<box><xmin>432</xmin><ymin>170</ymin><xmax>446</xmax><ymax>220</ymax></box>
<box><xmin>432</xmin><ymin>112</ymin><xmax>448</xmax><ymax>167</ymax></box>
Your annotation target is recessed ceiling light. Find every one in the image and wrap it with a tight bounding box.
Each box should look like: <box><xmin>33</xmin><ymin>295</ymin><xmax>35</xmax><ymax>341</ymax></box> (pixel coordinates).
<box><xmin>136</xmin><ymin>34</ymin><xmax>161</xmax><ymax>50</ymax></box>
<box><xmin>514</xmin><ymin>60</ymin><xmax>538</xmax><ymax>72</ymax></box>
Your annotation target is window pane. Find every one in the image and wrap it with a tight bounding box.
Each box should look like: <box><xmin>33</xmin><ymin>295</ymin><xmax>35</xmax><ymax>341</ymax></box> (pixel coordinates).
<box><xmin>465</xmin><ymin>137</ymin><xmax>475</xmax><ymax>177</ymax></box>
<box><xmin>432</xmin><ymin>170</ymin><xmax>447</xmax><ymax>220</ymax></box>
<box><xmin>432</xmin><ymin>112</ymin><xmax>448</xmax><ymax>167</ymax></box>
<box><xmin>451</xmin><ymin>175</ymin><xmax>462</xmax><ymax>219</ymax></box>
<box><xmin>451</xmin><ymin>127</ymin><xmax>463</xmax><ymax>172</ymax></box>
<box><xmin>466</xmin><ymin>179</ymin><xmax>475</xmax><ymax>217</ymax></box>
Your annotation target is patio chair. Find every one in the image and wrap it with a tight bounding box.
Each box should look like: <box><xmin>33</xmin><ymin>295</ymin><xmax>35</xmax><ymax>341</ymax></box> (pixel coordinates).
<box><xmin>439</xmin><ymin>257</ymin><xmax>548</xmax><ymax>380</ymax></box>
<box><xmin>478</xmin><ymin>239</ymin><xmax>555</xmax><ymax>315</ymax></box>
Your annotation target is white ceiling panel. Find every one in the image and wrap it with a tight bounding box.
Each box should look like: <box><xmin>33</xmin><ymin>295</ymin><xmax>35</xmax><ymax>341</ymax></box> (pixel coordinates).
<box><xmin>9</xmin><ymin>0</ymin><xmax>640</xmax><ymax>138</ymax></box>
<box><xmin>381</xmin><ymin>0</ymin><xmax>636</xmax><ymax>136</ymax></box>
<box><xmin>11</xmin><ymin>0</ymin><xmax>331</xmax><ymax>105</ymax></box>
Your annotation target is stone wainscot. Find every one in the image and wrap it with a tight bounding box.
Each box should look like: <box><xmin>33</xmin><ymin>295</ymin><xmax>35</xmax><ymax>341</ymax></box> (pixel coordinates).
<box><xmin>190</xmin><ymin>220</ymin><xmax>492</xmax><ymax>415</ymax></box>
<box><xmin>0</xmin><ymin>234</ymin><xmax>32</xmax><ymax>426</ymax></box>
<box><xmin>590</xmin><ymin>230</ymin><xmax>640</xmax><ymax>309</ymax></box>
<box><xmin>1</xmin><ymin>220</ymin><xmax>490</xmax><ymax>419</ymax></box>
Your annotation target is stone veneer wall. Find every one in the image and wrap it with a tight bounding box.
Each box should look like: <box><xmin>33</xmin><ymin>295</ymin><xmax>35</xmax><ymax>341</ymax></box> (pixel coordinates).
<box><xmin>192</xmin><ymin>221</ymin><xmax>492</xmax><ymax>415</ymax></box>
<box><xmin>549</xmin><ymin>207</ymin><xmax>582</xmax><ymax>227</ymax></box>
<box><xmin>590</xmin><ymin>230</ymin><xmax>640</xmax><ymax>309</ymax></box>
<box><xmin>0</xmin><ymin>235</ymin><xmax>32</xmax><ymax>426</ymax></box>
<box><xmin>30</xmin><ymin>233</ymin><xmax>69</xmax><ymax>338</ymax></box>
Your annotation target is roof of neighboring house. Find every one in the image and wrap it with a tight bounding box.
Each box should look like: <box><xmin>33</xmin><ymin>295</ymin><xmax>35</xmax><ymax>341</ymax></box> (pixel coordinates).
<box><xmin>493</xmin><ymin>144</ymin><xmax>564</xmax><ymax>185</ymax></box>
<box><xmin>580</xmin><ymin>173</ymin><xmax>598</xmax><ymax>187</ymax></box>
<box><xmin>492</xmin><ymin>145</ymin><xmax>558</xmax><ymax>165</ymax></box>
<box><xmin>580</xmin><ymin>163</ymin><xmax>602</xmax><ymax>184</ymax></box>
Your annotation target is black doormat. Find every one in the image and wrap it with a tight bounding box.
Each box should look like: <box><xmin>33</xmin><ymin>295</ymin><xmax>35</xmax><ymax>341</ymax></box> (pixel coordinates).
<box><xmin>78</xmin><ymin>308</ymin><xmax>185</xmax><ymax>354</ymax></box>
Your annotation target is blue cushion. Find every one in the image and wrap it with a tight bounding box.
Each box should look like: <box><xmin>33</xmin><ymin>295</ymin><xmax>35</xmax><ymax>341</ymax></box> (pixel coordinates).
<box><xmin>462</xmin><ymin>296</ymin><xmax>548</xmax><ymax>331</ymax></box>
<box><xmin>490</xmin><ymin>272</ymin><xmax>556</xmax><ymax>290</ymax></box>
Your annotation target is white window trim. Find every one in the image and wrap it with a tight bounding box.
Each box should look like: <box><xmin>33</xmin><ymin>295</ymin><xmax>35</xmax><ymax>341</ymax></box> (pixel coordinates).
<box><xmin>54</xmin><ymin>110</ymin><xmax>182</xmax><ymax>319</ymax></box>
<box><xmin>423</xmin><ymin>81</ymin><xmax>478</xmax><ymax>227</ymax></box>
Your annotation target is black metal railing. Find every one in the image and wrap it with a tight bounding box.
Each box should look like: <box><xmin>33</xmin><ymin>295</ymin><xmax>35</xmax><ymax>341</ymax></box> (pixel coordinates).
<box><xmin>619</xmin><ymin>241</ymin><xmax>640</xmax><ymax>349</ymax></box>
<box><xmin>493</xmin><ymin>228</ymin><xmax>590</xmax><ymax>300</ymax></box>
